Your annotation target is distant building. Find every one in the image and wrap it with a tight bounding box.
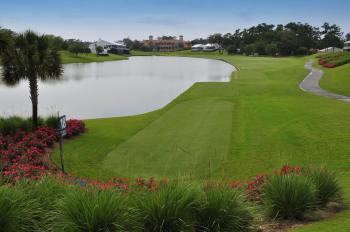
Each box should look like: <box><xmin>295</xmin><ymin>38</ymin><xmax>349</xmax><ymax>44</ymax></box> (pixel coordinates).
<box><xmin>344</xmin><ymin>41</ymin><xmax>350</xmax><ymax>51</ymax></box>
<box><xmin>89</xmin><ymin>39</ymin><xmax>129</xmax><ymax>55</ymax></box>
<box><xmin>142</xmin><ymin>35</ymin><xmax>191</xmax><ymax>52</ymax></box>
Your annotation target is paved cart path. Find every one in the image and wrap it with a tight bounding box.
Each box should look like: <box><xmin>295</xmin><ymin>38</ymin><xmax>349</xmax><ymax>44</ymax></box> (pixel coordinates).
<box><xmin>300</xmin><ymin>60</ymin><xmax>350</xmax><ymax>103</ymax></box>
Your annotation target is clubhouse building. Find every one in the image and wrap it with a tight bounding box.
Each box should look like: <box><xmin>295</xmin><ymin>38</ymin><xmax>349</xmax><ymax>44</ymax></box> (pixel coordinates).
<box><xmin>142</xmin><ymin>35</ymin><xmax>191</xmax><ymax>52</ymax></box>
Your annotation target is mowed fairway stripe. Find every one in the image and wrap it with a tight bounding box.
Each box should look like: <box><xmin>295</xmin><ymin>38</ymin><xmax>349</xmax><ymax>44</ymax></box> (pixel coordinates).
<box><xmin>103</xmin><ymin>99</ymin><xmax>233</xmax><ymax>179</ymax></box>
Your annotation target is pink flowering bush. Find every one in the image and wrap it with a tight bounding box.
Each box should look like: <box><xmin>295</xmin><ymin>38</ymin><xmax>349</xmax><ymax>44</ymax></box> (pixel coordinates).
<box><xmin>323</xmin><ymin>63</ymin><xmax>336</xmax><ymax>68</ymax></box>
<box><xmin>0</xmin><ymin>119</ymin><xmax>85</xmax><ymax>183</ymax></box>
<box><xmin>65</xmin><ymin>119</ymin><xmax>85</xmax><ymax>138</ymax></box>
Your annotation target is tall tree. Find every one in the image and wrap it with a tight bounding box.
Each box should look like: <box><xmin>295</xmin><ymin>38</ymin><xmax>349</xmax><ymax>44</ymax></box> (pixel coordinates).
<box><xmin>321</xmin><ymin>22</ymin><xmax>344</xmax><ymax>48</ymax></box>
<box><xmin>45</xmin><ymin>34</ymin><xmax>65</xmax><ymax>50</ymax></box>
<box><xmin>0</xmin><ymin>30</ymin><xmax>62</xmax><ymax>129</ymax></box>
<box><xmin>68</xmin><ymin>42</ymin><xmax>88</xmax><ymax>56</ymax></box>
<box><xmin>208</xmin><ymin>33</ymin><xmax>223</xmax><ymax>45</ymax></box>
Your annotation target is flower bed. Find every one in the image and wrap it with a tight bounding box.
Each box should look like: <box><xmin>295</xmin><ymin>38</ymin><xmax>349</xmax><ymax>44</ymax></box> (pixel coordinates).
<box><xmin>317</xmin><ymin>51</ymin><xmax>350</xmax><ymax>68</ymax></box>
<box><xmin>0</xmin><ymin>119</ymin><xmax>85</xmax><ymax>182</ymax></box>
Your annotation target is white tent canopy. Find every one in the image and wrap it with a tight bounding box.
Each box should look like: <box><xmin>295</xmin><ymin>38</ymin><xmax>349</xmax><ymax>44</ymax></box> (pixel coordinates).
<box><xmin>191</xmin><ymin>44</ymin><xmax>205</xmax><ymax>51</ymax></box>
<box><xmin>319</xmin><ymin>47</ymin><xmax>343</xmax><ymax>53</ymax></box>
<box><xmin>344</xmin><ymin>41</ymin><xmax>350</xmax><ymax>51</ymax></box>
<box><xmin>203</xmin><ymin>43</ymin><xmax>221</xmax><ymax>51</ymax></box>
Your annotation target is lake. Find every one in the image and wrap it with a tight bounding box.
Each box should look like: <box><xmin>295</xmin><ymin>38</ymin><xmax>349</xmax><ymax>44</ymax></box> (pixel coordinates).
<box><xmin>0</xmin><ymin>56</ymin><xmax>235</xmax><ymax>119</ymax></box>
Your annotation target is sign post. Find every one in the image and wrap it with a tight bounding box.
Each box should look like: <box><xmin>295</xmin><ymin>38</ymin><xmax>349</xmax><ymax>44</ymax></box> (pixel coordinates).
<box><xmin>57</xmin><ymin>113</ymin><xmax>67</xmax><ymax>173</ymax></box>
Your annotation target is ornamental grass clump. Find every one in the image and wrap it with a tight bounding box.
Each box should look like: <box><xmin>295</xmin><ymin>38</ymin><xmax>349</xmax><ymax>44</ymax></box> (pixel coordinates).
<box><xmin>136</xmin><ymin>183</ymin><xmax>200</xmax><ymax>232</ymax></box>
<box><xmin>52</xmin><ymin>189</ymin><xmax>134</xmax><ymax>232</ymax></box>
<box><xmin>262</xmin><ymin>174</ymin><xmax>317</xmax><ymax>219</ymax></box>
<box><xmin>0</xmin><ymin>116</ymin><xmax>33</xmax><ymax>135</ymax></box>
<box><xmin>195</xmin><ymin>187</ymin><xmax>254</xmax><ymax>232</ymax></box>
<box><xmin>15</xmin><ymin>176</ymin><xmax>68</xmax><ymax>231</ymax></box>
<box><xmin>0</xmin><ymin>186</ymin><xmax>41</xmax><ymax>232</ymax></box>
<box><xmin>306</xmin><ymin>167</ymin><xmax>341</xmax><ymax>206</ymax></box>
<box><xmin>45</xmin><ymin>115</ymin><xmax>59</xmax><ymax>129</ymax></box>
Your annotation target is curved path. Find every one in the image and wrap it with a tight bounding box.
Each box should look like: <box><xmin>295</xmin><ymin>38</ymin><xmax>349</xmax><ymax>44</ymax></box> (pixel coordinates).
<box><xmin>299</xmin><ymin>60</ymin><xmax>350</xmax><ymax>103</ymax></box>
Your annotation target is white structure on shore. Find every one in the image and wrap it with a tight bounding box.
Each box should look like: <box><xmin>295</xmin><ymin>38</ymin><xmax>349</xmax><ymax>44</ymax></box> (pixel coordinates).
<box><xmin>89</xmin><ymin>39</ymin><xmax>129</xmax><ymax>55</ymax></box>
<box><xmin>191</xmin><ymin>44</ymin><xmax>205</xmax><ymax>51</ymax></box>
<box><xmin>344</xmin><ymin>41</ymin><xmax>350</xmax><ymax>51</ymax></box>
<box><xmin>319</xmin><ymin>47</ymin><xmax>343</xmax><ymax>53</ymax></box>
<box><xmin>191</xmin><ymin>43</ymin><xmax>222</xmax><ymax>52</ymax></box>
<box><xmin>203</xmin><ymin>43</ymin><xmax>221</xmax><ymax>51</ymax></box>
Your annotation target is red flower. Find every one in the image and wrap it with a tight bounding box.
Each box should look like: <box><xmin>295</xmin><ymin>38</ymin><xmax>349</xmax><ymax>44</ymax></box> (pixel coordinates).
<box><xmin>323</xmin><ymin>63</ymin><xmax>336</xmax><ymax>68</ymax></box>
<box><xmin>0</xmin><ymin>120</ymin><xmax>85</xmax><ymax>183</ymax></box>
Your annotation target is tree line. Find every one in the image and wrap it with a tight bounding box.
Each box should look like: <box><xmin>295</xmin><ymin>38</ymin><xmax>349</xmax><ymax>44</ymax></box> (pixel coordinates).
<box><xmin>199</xmin><ymin>22</ymin><xmax>350</xmax><ymax>56</ymax></box>
<box><xmin>1</xmin><ymin>22</ymin><xmax>350</xmax><ymax>58</ymax></box>
<box><xmin>121</xmin><ymin>22</ymin><xmax>350</xmax><ymax>56</ymax></box>
<box><xmin>0</xmin><ymin>27</ymin><xmax>91</xmax><ymax>56</ymax></box>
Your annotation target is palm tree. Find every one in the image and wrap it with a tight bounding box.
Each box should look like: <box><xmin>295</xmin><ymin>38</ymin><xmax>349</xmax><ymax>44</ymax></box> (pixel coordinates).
<box><xmin>0</xmin><ymin>30</ymin><xmax>62</xmax><ymax>129</ymax></box>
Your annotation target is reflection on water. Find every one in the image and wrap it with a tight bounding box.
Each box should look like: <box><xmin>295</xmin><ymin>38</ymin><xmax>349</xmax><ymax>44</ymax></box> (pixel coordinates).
<box><xmin>0</xmin><ymin>56</ymin><xmax>235</xmax><ymax>119</ymax></box>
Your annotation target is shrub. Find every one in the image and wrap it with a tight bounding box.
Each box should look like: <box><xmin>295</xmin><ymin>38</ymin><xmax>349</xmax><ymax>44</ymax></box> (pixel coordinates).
<box><xmin>227</xmin><ymin>45</ymin><xmax>238</xmax><ymax>54</ymax></box>
<box><xmin>306</xmin><ymin>168</ymin><xmax>341</xmax><ymax>206</ymax></box>
<box><xmin>265</xmin><ymin>43</ymin><xmax>278</xmax><ymax>56</ymax></box>
<box><xmin>296</xmin><ymin>46</ymin><xmax>308</xmax><ymax>55</ymax></box>
<box><xmin>53</xmin><ymin>189</ymin><xmax>133</xmax><ymax>232</ymax></box>
<box><xmin>262</xmin><ymin>174</ymin><xmax>316</xmax><ymax>219</ymax></box>
<box><xmin>137</xmin><ymin>183</ymin><xmax>200</xmax><ymax>232</ymax></box>
<box><xmin>195</xmin><ymin>188</ymin><xmax>253</xmax><ymax>232</ymax></box>
<box><xmin>0</xmin><ymin>186</ymin><xmax>40</xmax><ymax>232</ymax></box>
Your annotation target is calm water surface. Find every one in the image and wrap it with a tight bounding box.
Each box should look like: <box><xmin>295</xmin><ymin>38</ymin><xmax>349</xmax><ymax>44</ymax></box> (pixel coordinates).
<box><xmin>0</xmin><ymin>56</ymin><xmax>235</xmax><ymax>119</ymax></box>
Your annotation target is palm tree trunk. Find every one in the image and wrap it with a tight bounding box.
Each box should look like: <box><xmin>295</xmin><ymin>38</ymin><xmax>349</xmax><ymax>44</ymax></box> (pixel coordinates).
<box><xmin>29</xmin><ymin>76</ymin><xmax>38</xmax><ymax>130</ymax></box>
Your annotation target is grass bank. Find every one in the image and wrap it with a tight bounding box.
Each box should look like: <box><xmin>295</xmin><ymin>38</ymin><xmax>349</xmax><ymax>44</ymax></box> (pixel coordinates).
<box><xmin>59</xmin><ymin>50</ymin><xmax>127</xmax><ymax>64</ymax></box>
<box><xmin>319</xmin><ymin>62</ymin><xmax>350</xmax><ymax>97</ymax></box>
<box><xmin>55</xmin><ymin>51</ymin><xmax>350</xmax><ymax>231</ymax></box>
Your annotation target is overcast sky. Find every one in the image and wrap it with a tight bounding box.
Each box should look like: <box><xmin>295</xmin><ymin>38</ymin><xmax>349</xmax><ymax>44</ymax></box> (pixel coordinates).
<box><xmin>1</xmin><ymin>0</ymin><xmax>349</xmax><ymax>42</ymax></box>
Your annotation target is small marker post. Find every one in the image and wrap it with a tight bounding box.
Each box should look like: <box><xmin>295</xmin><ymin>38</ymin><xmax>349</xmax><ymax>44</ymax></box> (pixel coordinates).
<box><xmin>57</xmin><ymin>112</ymin><xmax>67</xmax><ymax>173</ymax></box>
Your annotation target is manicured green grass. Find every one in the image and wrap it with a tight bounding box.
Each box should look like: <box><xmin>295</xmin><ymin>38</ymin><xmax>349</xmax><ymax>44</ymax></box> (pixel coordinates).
<box><xmin>59</xmin><ymin>50</ymin><xmax>127</xmax><ymax>64</ymax></box>
<box><xmin>54</xmin><ymin>51</ymin><xmax>350</xmax><ymax>231</ymax></box>
<box><xmin>319</xmin><ymin>63</ymin><xmax>350</xmax><ymax>96</ymax></box>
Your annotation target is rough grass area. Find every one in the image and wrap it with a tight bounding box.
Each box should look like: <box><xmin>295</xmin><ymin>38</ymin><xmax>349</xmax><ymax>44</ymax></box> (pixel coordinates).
<box><xmin>59</xmin><ymin>50</ymin><xmax>127</xmax><ymax>64</ymax></box>
<box><xmin>54</xmin><ymin>52</ymin><xmax>350</xmax><ymax>231</ymax></box>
